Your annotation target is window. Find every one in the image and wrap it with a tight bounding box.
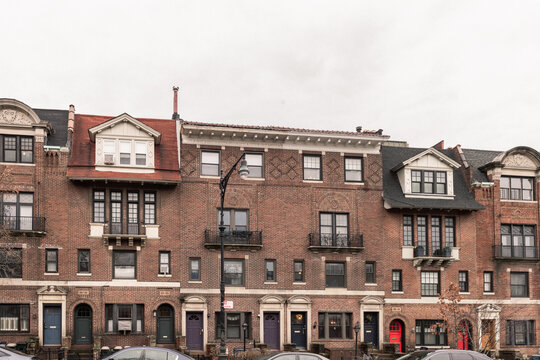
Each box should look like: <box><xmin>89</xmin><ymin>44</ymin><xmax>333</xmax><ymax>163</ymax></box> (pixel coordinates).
<box><xmin>500</xmin><ymin>176</ymin><xmax>534</xmax><ymax>201</ymax></box>
<box><xmin>45</xmin><ymin>249</ymin><xmax>58</xmax><ymax>273</ymax></box>
<box><xmin>189</xmin><ymin>258</ymin><xmax>201</xmax><ymax>281</ymax></box>
<box><xmin>0</xmin><ymin>248</ymin><xmax>22</xmax><ymax>278</ymax></box>
<box><xmin>218</xmin><ymin>209</ymin><xmax>248</xmax><ymax>234</ymax></box>
<box><xmin>224</xmin><ymin>259</ymin><xmax>244</xmax><ymax>286</ymax></box>
<box><xmin>303</xmin><ymin>154</ymin><xmax>321</xmax><ymax>181</ymax></box>
<box><xmin>215</xmin><ymin>312</ymin><xmax>251</xmax><ymax>340</ymax></box>
<box><xmin>510</xmin><ymin>272</ymin><xmax>528</xmax><ymax>297</ymax></box>
<box><xmin>101</xmin><ymin>139</ymin><xmax>149</xmax><ymax>167</ymax></box>
<box><xmin>417</xmin><ymin>216</ymin><xmax>427</xmax><ymax>256</ymax></box>
<box><xmin>159</xmin><ymin>251</ymin><xmax>170</xmax><ymax>275</ymax></box>
<box><xmin>403</xmin><ymin>215</ymin><xmax>413</xmax><ymax>246</ymax></box>
<box><xmin>294</xmin><ymin>260</ymin><xmax>304</xmax><ymax>282</ymax></box>
<box><xmin>365</xmin><ymin>261</ymin><xmax>376</xmax><ymax>284</ymax></box>
<box><xmin>325</xmin><ymin>262</ymin><xmax>345</xmax><ymax>288</ymax></box>
<box><xmin>1</xmin><ymin>192</ymin><xmax>34</xmax><ymax>231</ymax></box>
<box><xmin>0</xmin><ymin>135</ymin><xmax>33</xmax><ymax>163</ymax></box>
<box><xmin>144</xmin><ymin>192</ymin><xmax>156</xmax><ymax>224</ymax></box>
<box><xmin>421</xmin><ymin>271</ymin><xmax>440</xmax><ymax>296</ymax></box>
<box><xmin>78</xmin><ymin>249</ymin><xmax>90</xmax><ymax>273</ymax></box>
<box><xmin>431</xmin><ymin>217</ymin><xmax>441</xmax><ymax>255</ymax></box>
<box><xmin>0</xmin><ymin>304</ymin><xmax>29</xmax><ymax>332</ymax></box>
<box><xmin>127</xmin><ymin>191</ymin><xmax>139</xmax><ymax>235</ymax></box>
<box><xmin>392</xmin><ymin>270</ymin><xmax>402</xmax><ymax>292</ymax></box>
<box><xmin>318</xmin><ymin>313</ymin><xmax>352</xmax><ymax>339</ymax></box>
<box><xmin>483</xmin><ymin>271</ymin><xmax>494</xmax><ymax>293</ymax></box>
<box><xmin>105</xmin><ymin>304</ymin><xmax>144</xmax><ymax>333</ymax></box>
<box><xmin>113</xmin><ymin>251</ymin><xmax>136</xmax><ymax>279</ymax></box>
<box><xmin>411</xmin><ymin>170</ymin><xmax>447</xmax><ymax>194</ymax></box>
<box><xmin>320</xmin><ymin>213</ymin><xmax>349</xmax><ymax>246</ymax></box>
<box><xmin>201</xmin><ymin>150</ymin><xmax>220</xmax><ymax>176</ymax></box>
<box><xmin>245</xmin><ymin>153</ymin><xmax>263</xmax><ymax>178</ymax></box>
<box><xmin>500</xmin><ymin>224</ymin><xmax>536</xmax><ymax>258</ymax></box>
<box><xmin>110</xmin><ymin>190</ymin><xmax>122</xmax><ymax>234</ymax></box>
<box><xmin>415</xmin><ymin>320</ymin><xmax>447</xmax><ymax>346</ymax></box>
<box><xmin>445</xmin><ymin>217</ymin><xmax>455</xmax><ymax>247</ymax></box>
<box><xmin>459</xmin><ymin>271</ymin><xmax>468</xmax><ymax>292</ymax></box>
<box><xmin>506</xmin><ymin>320</ymin><xmax>535</xmax><ymax>346</ymax></box>
<box><xmin>344</xmin><ymin>157</ymin><xmax>363</xmax><ymax>182</ymax></box>
<box><xmin>265</xmin><ymin>259</ymin><xmax>276</xmax><ymax>282</ymax></box>
<box><xmin>93</xmin><ymin>190</ymin><xmax>105</xmax><ymax>223</ymax></box>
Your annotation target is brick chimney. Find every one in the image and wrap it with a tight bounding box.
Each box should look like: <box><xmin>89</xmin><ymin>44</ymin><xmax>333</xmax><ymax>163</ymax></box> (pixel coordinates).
<box><xmin>67</xmin><ymin>104</ymin><xmax>75</xmax><ymax>149</ymax></box>
<box><xmin>432</xmin><ymin>140</ymin><xmax>444</xmax><ymax>150</ymax></box>
<box><xmin>172</xmin><ymin>86</ymin><xmax>179</xmax><ymax>120</ymax></box>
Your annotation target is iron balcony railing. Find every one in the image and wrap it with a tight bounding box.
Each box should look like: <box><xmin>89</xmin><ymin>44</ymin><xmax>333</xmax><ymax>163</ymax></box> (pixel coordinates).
<box><xmin>414</xmin><ymin>246</ymin><xmax>452</xmax><ymax>258</ymax></box>
<box><xmin>110</xmin><ymin>222</ymin><xmax>141</xmax><ymax>235</ymax></box>
<box><xmin>204</xmin><ymin>230</ymin><xmax>263</xmax><ymax>246</ymax></box>
<box><xmin>493</xmin><ymin>245</ymin><xmax>539</xmax><ymax>260</ymax></box>
<box><xmin>309</xmin><ymin>233</ymin><xmax>364</xmax><ymax>248</ymax></box>
<box><xmin>1</xmin><ymin>215</ymin><xmax>46</xmax><ymax>232</ymax></box>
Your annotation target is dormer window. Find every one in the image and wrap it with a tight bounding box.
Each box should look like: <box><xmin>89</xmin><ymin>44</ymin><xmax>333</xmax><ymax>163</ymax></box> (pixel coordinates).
<box><xmin>411</xmin><ymin>170</ymin><xmax>447</xmax><ymax>194</ymax></box>
<box><xmin>101</xmin><ymin>139</ymin><xmax>149</xmax><ymax>167</ymax></box>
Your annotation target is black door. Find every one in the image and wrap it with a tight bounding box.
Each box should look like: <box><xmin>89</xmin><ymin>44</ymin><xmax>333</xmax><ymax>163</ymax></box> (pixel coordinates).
<box><xmin>74</xmin><ymin>304</ymin><xmax>92</xmax><ymax>345</ymax></box>
<box><xmin>156</xmin><ymin>304</ymin><xmax>174</xmax><ymax>344</ymax></box>
<box><xmin>364</xmin><ymin>312</ymin><xmax>379</xmax><ymax>348</ymax></box>
<box><xmin>290</xmin><ymin>312</ymin><xmax>307</xmax><ymax>350</ymax></box>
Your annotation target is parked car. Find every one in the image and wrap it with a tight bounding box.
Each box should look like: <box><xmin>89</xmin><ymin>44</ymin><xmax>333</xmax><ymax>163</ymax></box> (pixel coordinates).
<box><xmin>396</xmin><ymin>349</ymin><xmax>491</xmax><ymax>360</ymax></box>
<box><xmin>256</xmin><ymin>352</ymin><xmax>328</xmax><ymax>360</ymax></box>
<box><xmin>102</xmin><ymin>347</ymin><xmax>194</xmax><ymax>360</ymax></box>
<box><xmin>0</xmin><ymin>347</ymin><xmax>39</xmax><ymax>360</ymax></box>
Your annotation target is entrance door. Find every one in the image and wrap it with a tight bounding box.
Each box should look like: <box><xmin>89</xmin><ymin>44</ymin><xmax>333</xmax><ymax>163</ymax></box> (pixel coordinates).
<box><xmin>481</xmin><ymin>320</ymin><xmax>495</xmax><ymax>350</ymax></box>
<box><xmin>186</xmin><ymin>312</ymin><xmax>204</xmax><ymax>351</ymax></box>
<box><xmin>290</xmin><ymin>312</ymin><xmax>307</xmax><ymax>350</ymax></box>
<box><xmin>74</xmin><ymin>304</ymin><xmax>92</xmax><ymax>345</ymax></box>
<box><xmin>157</xmin><ymin>304</ymin><xmax>174</xmax><ymax>344</ymax></box>
<box><xmin>389</xmin><ymin>320</ymin><xmax>403</xmax><ymax>352</ymax></box>
<box><xmin>458</xmin><ymin>320</ymin><xmax>472</xmax><ymax>350</ymax></box>
<box><xmin>44</xmin><ymin>305</ymin><xmax>62</xmax><ymax>345</ymax></box>
<box><xmin>264</xmin><ymin>312</ymin><xmax>280</xmax><ymax>350</ymax></box>
<box><xmin>364</xmin><ymin>312</ymin><xmax>379</xmax><ymax>348</ymax></box>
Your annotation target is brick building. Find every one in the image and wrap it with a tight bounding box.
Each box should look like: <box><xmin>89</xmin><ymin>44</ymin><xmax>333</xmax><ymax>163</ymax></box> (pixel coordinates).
<box><xmin>0</xmin><ymin>97</ymin><xmax>538</xmax><ymax>357</ymax></box>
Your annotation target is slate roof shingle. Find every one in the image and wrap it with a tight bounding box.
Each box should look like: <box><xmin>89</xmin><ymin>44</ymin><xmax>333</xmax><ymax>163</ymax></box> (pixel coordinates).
<box><xmin>33</xmin><ymin>108</ymin><xmax>69</xmax><ymax>147</ymax></box>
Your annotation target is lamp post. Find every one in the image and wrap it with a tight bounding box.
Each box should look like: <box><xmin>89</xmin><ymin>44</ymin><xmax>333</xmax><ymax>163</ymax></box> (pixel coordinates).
<box><xmin>218</xmin><ymin>153</ymin><xmax>249</xmax><ymax>360</ymax></box>
<box><xmin>242</xmin><ymin>322</ymin><xmax>248</xmax><ymax>351</ymax></box>
<box><xmin>354</xmin><ymin>322</ymin><xmax>360</xmax><ymax>360</ymax></box>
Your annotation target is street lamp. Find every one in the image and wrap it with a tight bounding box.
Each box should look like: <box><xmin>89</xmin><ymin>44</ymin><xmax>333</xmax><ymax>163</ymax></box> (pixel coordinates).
<box><xmin>354</xmin><ymin>322</ymin><xmax>360</xmax><ymax>360</ymax></box>
<box><xmin>218</xmin><ymin>153</ymin><xmax>249</xmax><ymax>360</ymax></box>
<box><xmin>242</xmin><ymin>322</ymin><xmax>248</xmax><ymax>351</ymax></box>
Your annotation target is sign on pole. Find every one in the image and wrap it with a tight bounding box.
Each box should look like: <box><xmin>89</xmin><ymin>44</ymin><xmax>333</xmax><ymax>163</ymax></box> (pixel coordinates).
<box><xmin>223</xmin><ymin>300</ymin><xmax>234</xmax><ymax>309</ymax></box>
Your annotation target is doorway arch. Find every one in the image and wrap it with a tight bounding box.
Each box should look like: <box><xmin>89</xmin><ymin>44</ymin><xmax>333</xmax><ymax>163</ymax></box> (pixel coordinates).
<box><xmin>389</xmin><ymin>319</ymin><xmax>405</xmax><ymax>353</ymax></box>
<box><xmin>458</xmin><ymin>320</ymin><xmax>473</xmax><ymax>350</ymax></box>
<box><xmin>73</xmin><ymin>304</ymin><xmax>92</xmax><ymax>345</ymax></box>
<box><xmin>156</xmin><ymin>304</ymin><xmax>175</xmax><ymax>344</ymax></box>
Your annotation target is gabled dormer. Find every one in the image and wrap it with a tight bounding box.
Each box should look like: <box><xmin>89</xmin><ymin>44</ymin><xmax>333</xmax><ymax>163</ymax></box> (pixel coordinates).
<box><xmin>391</xmin><ymin>147</ymin><xmax>461</xmax><ymax>200</ymax></box>
<box><xmin>88</xmin><ymin>113</ymin><xmax>161</xmax><ymax>173</ymax></box>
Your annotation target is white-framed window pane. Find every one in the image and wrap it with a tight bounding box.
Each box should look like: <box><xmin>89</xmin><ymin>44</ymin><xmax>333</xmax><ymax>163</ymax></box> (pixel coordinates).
<box><xmin>104</xmin><ymin>140</ymin><xmax>115</xmax><ymax>154</ymax></box>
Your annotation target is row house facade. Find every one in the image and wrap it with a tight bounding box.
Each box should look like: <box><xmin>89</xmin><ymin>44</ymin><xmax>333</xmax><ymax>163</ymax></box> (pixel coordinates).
<box><xmin>0</xmin><ymin>97</ymin><xmax>538</xmax><ymax>357</ymax></box>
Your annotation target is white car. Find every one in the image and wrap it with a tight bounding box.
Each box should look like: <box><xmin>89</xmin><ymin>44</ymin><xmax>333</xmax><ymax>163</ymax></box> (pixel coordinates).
<box><xmin>0</xmin><ymin>347</ymin><xmax>39</xmax><ymax>360</ymax></box>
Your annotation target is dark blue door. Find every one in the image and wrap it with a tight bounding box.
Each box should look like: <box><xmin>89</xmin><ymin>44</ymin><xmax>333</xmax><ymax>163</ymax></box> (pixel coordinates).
<box><xmin>44</xmin><ymin>305</ymin><xmax>62</xmax><ymax>345</ymax></box>
<box><xmin>156</xmin><ymin>305</ymin><xmax>174</xmax><ymax>344</ymax></box>
<box><xmin>186</xmin><ymin>312</ymin><xmax>203</xmax><ymax>351</ymax></box>
<box><xmin>290</xmin><ymin>312</ymin><xmax>307</xmax><ymax>350</ymax></box>
<box><xmin>264</xmin><ymin>312</ymin><xmax>280</xmax><ymax>350</ymax></box>
<box><xmin>364</xmin><ymin>312</ymin><xmax>379</xmax><ymax>348</ymax></box>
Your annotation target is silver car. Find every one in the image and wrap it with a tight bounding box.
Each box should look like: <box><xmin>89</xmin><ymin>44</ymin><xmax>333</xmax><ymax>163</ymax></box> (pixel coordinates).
<box><xmin>256</xmin><ymin>352</ymin><xmax>329</xmax><ymax>360</ymax></box>
<box><xmin>396</xmin><ymin>349</ymin><xmax>491</xmax><ymax>360</ymax></box>
<box><xmin>0</xmin><ymin>347</ymin><xmax>39</xmax><ymax>360</ymax></box>
<box><xmin>102</xmin><ymin>347</ymin><xmax>193</xmax><ymax>360</ymax></box>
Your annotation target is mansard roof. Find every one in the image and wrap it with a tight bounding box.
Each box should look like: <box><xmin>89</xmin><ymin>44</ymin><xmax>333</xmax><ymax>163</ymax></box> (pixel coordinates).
<box><xmin>382</xmin><ymin>146</ymin><xmax>483</xmax><ymax>211</ymax></box>
<box><xmin>67</xmin><ymin>114</ymin><xmax>180</xmax><ymax>183</ymax></box>
<box><xmin>33</xmin><ymin>108</ymin><xmax>69</xmax><ymax>147</ymax></box>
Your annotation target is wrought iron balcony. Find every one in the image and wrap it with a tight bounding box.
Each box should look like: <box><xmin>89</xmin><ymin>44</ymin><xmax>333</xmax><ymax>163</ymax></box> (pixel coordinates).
<box><xmin>413</xmin><ymin>246</ymin><xmax>454</xmax><ymax>267</ymax></box>
<box><xmin>493</xmin><ymin>245</ymin><xmax>539</xmax><ymax>261</ymax></box>
<box><xmin>1</xmin><ymin>215</ymin><xmax>46</xmax><ymax>235</ymax></box>
<box><xmin>204</xmin><ymin>229</ymin><xmax>263</xmax><ymax>250</ymax></box>
<box><xmin>308</xmin><ymin>233</ymin><xmax>364</xmax><ymax>253</ymax></box>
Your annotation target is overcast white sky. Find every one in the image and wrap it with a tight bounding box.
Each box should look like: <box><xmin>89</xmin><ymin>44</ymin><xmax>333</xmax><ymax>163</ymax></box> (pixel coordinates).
<box><xmin>2</xmin><ymin>1</ymin><xmax>539</xmax><ymax>150</ymax></box>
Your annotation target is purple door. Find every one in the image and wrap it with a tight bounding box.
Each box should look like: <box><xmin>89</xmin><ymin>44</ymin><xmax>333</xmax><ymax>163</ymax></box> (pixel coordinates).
<box><xmin>264</xmin><ymin>312</ymin><xmax>280</xmax><ymax>350</ymax></box>
<box><xmin>186</xmin><ymin>312</ymin><xmax>204</xmax><ymax>351</ymax></box>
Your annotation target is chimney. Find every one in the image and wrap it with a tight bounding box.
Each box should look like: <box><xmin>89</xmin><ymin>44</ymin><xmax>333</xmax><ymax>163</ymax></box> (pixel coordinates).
<box><xmin>67</xmin><ymin>104</ymin><xmax>75</xmax><ymax>148</ymax></box>
<box><xmin>432</xmin><ymin>140</ymin><xmax>444</xmax><ymax>150</ymax></box>
<box><xmin>172</xmin><ymin>86</ymin><xmax>179</xmax><ymax>120</ymax></box>
<box><xmin>356</xmin><ymin>126</ymin><xmax>362</xmax><ymax>133</ymax></box>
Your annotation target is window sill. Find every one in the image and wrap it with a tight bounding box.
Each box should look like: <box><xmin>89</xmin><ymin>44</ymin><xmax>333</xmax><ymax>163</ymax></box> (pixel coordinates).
<box><xmin>303</xmin><ymin>180</ymin><xmax>323</xmax><ymax>183</ymax></box>
<box><xmin>0</xmin><ymin>162</ymin><xmax>35</xmax><ymax>167</ymax></box>
<box><xmin>264</xmin><ymin>281</ymin><xmax>278</xmax><ymax>285</ymax></box>
<box><xmin>188</xmin><ymin>280</ymin><xmax>202</xmax><ymax>284</ymax></box>
<box><xmin>246</xmin><ymin>177</ymin><xmax>265</xmax><ymax>181</ymax></box>
<box><xmin>365</xmin><ymin>283</ymin><xmax>378</xmax><ymax>286</ymax></box>
<box><xmin>77</xmin><ymin>273</ymin><xmax>92</xmax><ymax>277</ymax></box>
<box><xmin>501</xmin><ymin>200</ymin><xmax>537</xmax><ymax>204</ymax></box>
<box><xmin>293</xmin><ymin>282</ymin><xmax>306</xmax><ymax>285</ymax></box>
<box><xmin>200</xmin><ymin>175</ymin><xmax>220</xmax><ymax>179</ymax></box>
<box><xmin>391</xmin><ymin>291</ymin><xmax>404</xmax><ymax>294</ymax></box>
<box><xmin>44</xmin><ymin>272</ymin><xmax>59</xmax><ymax>276</ymax></box>
<box><xmin>344</xmin><ymin>181</ymin><xmax>364</xmax><ymax>185</ymax></box>
<box><xmin>459</xmin><ymin>292</ymin><xmax>470</xmax><ymax>295</ymax></box>
<box><xmin>158</xmin><ymin>274</ymin><xmax>172</xmax><ymax>277</ymax></box>
<box><xmin>225</xmin><ymin>285</ymin><xmax>246</xmax><ymax>288</ymax></box>
<box><xmin>483</xmin><ymin>292</ymin><xmax>495</xmax><ymax>296</ymax></box>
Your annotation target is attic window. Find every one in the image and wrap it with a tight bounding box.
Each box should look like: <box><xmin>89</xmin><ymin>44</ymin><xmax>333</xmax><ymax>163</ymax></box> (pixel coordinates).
<box><xmin>411</xmin><ymin>170</ymin><xmax>447</xmax><ymax>194</ymax></box>
<box><xmin>99</xmin><ymin>139</ymin><xmax>150</xmax><ymax>168</ymax></box>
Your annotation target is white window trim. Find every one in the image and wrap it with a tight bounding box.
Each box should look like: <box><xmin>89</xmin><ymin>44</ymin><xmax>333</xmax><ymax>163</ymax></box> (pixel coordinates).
<box><xmin>96</xmin><ymin>137</ymin><xmax>153</xmax><ymax>169</ymax></box>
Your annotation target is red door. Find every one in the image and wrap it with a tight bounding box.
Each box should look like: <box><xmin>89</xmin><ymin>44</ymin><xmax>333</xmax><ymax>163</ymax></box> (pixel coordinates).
<box><xmin>389</xmin><ymin>320</ymin><xmax>403</xmax><ymax>352</ymax></box>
